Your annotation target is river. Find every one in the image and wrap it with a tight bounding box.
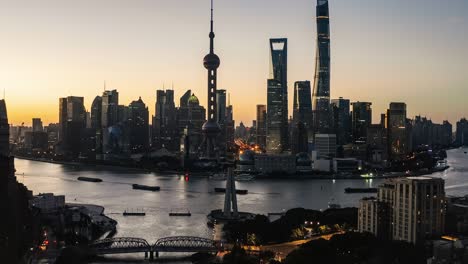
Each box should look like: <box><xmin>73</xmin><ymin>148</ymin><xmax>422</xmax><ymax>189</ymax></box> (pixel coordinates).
<box><xmin>16</xmin><ymin>147</ymin><xmax>468</xmax><ymax>263</ymax></box>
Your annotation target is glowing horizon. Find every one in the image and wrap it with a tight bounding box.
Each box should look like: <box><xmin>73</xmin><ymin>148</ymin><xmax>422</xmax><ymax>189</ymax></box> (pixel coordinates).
<box><xmin>1</xmin><ymin>0</ymin><xmax>467</xmax><ymax>127</ymax></box>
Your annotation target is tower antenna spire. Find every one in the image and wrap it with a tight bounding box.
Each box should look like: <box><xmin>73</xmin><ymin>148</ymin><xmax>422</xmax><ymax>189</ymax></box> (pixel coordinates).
<box><xmin>209</xmin><ymin>0</ymin><xmax>214</xmax><ymax>53</ymax></box>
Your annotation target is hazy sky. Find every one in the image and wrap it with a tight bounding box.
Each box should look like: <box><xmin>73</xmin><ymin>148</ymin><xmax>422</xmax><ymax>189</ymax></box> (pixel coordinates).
<box><xmin>0</xmin><ymin>0</ymin><xmax>467</xmax><ymax>126</ymax></box>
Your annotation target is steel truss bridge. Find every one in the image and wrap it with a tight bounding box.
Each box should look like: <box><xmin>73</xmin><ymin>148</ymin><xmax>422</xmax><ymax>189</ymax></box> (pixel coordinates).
<box><xmin>89</xmin><ymin>236</ymin><xmax>219</xmax><ymax>258</ymax></box>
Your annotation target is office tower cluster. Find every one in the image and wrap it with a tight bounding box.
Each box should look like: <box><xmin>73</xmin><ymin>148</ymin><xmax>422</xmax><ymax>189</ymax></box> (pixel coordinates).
<box><xmin>243</xmin><ymin>0</ymin><xmax>458</xmax><ymax>173</ymax></box>
<box><xmin>358</xmin><ymin>177</ymin><xmax>446</xmax><ymax>244</ymax></box>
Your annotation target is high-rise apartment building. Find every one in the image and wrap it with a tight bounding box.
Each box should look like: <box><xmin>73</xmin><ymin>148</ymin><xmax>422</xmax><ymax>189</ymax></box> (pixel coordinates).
<box><xmin>359</xmin><ymin>177</ymin><xmax>446</xmax><ymax>244</ymax></box>
<box><xmin>267</xmin><ymin>38</ymin><xmax>288</xmax><ymax>154</ymax></box>
<box><xmin>312</xmin><ymin>0</ymin><xmax>332</xmax><ymax>134</ymax></box>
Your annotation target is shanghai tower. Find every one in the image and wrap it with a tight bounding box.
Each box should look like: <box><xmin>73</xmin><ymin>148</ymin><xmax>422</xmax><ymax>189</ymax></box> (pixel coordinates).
<box><xmin>312</xmin><ymin>0</ymin><xmax>331</xmax><ymax>135</ymax></box>
<box><xmin>201</xmin><ymin>0</ymin><xmax>221</xmax><ymax>159</ymax></box>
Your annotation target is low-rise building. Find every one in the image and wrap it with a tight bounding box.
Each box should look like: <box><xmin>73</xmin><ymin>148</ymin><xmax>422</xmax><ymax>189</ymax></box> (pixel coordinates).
<box><xmin>254</xmin><ymin>154</ymin><xmax>296</xmax><ymax>175</ymax></box>
<box><xmin>332</xmin><ymin>158</ymin><xmax>362</xmax><ymax>173</ymax></box>
<box><xmin>29</xmin><ymin>193</ymin><xmax>65</xmax><ymax>213</ymax></box>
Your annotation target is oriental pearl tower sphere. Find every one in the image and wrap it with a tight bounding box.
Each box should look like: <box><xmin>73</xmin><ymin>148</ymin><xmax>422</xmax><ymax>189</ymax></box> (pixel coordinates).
<box><xmin>202</xmin><ymin>0</ymin><xmax>221</xmax><ymax>159</ymax></box>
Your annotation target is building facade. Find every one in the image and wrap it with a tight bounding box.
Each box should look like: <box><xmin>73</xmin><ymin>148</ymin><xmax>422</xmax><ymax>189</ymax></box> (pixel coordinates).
<box><xmin>312</xmin><ymin>0</ymin><xmax>332</xmax><ymax>134</ymax></box>
<box><xmin>293</xmin><ymin>81</ymin><xmax>313</xmax><ymax>136</ymax></box>
<box><xmin>331</xmin><ymin>97</ymin><xmax>351</xmax><ymax>145</ymax></box>
<box><xmin>351</xmin><ymin>102</ymin><xmax>372</xmax><ymax>142</ymax></box>
<box><xmin>359</xmin><ymin>177</ymin><xmax>446</xmax><ymax>244</ymax></box>
<box><xmin>153</xmin><ymin>90</ymin><xmax>178</xmax><ymax>151</ymax></box>
<box><xmin>314</xmin><ymin>133</ymin><xmax>336</xmax><ymax>159</ymax></box>
<box><xmin>387</xmin><ymin>102</ymin><xmax>408</xmax><ymax>160</ymax></box>
<box><xmin>256</xmin><ymin>105</ymin><xmax>267</xmax><ymax>149</ymax></box>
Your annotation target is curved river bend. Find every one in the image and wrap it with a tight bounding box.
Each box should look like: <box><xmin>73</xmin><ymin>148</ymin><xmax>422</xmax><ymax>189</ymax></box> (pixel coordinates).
<box><xmin>16</xmin><ymin>148</ymin><xmax>468</xmax><ymax>263</ymax></box>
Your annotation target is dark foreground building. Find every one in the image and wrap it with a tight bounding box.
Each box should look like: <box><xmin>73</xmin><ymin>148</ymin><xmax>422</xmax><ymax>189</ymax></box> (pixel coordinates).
<box><xmin>0</xmin><ymin>100</ymin><xmax>37</xmax><ymax>263</ymax></box>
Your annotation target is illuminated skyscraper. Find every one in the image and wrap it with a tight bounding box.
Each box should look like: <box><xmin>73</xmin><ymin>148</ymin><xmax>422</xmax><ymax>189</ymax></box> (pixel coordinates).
<box><xmin>312</xmin><ymin>0</ymin><xmax>331</xmax><ymax>134</ymax></box>
<box><xmin>267</xmin><ymin>38</ymin><xmax>288</xmax><ymax>153</ymax></box>
<box><xmin>201</xmin><ymin>0</ymin><xmax>221</xmax><ymax>159</ymax></box>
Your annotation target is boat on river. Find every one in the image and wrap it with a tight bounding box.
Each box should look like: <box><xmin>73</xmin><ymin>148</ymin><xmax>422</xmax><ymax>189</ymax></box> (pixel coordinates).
<box><xmin>123</xmin><ymin>209</ymin><xmax>146</xmax><ymax>216</ymax></box>
<box><xmin>132</xmin><ymin>184</ymin><xmax>160</xmax><ymax>192</ymax></box>
<box><xmin>77</xmin><ymin>177</ymin><xmax>102</xmax><ymax>183</ymax></box>
<box><xmin>169</xmin><ymin>209</ymin><xmax>191</xmax><ymax>217</ymax></box>
<box><xmin>344</xmin><ymin>187</ymin><xmax>378</xmax><ymax>194</ymax></box>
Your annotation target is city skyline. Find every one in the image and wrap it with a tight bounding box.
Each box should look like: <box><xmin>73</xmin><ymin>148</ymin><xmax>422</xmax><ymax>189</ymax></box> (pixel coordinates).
<box><xmin>1</xmin><ymin>0</ymin><xmax>467</xmax><ymax>126</ymax></box>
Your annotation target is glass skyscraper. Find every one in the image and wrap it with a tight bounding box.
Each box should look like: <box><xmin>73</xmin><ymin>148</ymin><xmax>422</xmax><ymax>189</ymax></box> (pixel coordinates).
<box><xmin>293</xmin><ymin>81</ymin><xmax>313</xmax><ymax>133</ymax></box>
<box><xmin>312</xmin><ymin>0</ymin><xmax>331</xmax><ymax>134</ymax></box>
<box><xmin>267</xmin><ymin>38</ymin><xmax>288</xmax><ymax>153</ymax></box>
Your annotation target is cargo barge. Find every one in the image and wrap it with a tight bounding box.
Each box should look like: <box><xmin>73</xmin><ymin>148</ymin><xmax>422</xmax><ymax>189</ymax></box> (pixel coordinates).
<box><xmin>77</xmin><ymin>177</ymin><xmax>103</xmax><ymax>183</ymax></box>
<box><xmin>132</xmin><ymin>184</ymin><xmax>160</xmax><ymax>192</ymax></box>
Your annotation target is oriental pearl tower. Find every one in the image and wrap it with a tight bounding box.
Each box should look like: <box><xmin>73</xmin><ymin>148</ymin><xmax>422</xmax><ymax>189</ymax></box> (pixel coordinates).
<box><xmin>201</xmin><ymin>0</ymin><xmax>221</xmax><ymax>159</ymax></box>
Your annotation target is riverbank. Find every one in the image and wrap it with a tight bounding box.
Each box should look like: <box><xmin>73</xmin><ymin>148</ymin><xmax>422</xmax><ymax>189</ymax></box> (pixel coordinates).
<box><xmin>15</xmin><ymin>155</ymin><xmax>450</xmax><ymax>180</ymax></box>
<box><xmin>15</xmin><ymin>156</ymin><xmax>153</xmax><ymax>173</ymax></box>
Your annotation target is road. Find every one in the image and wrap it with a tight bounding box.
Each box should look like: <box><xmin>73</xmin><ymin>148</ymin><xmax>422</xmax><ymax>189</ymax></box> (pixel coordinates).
<box><xmin>258</xmin><ymin>232</ymin><xmax>344</xmax><ymax>260</ymax></box>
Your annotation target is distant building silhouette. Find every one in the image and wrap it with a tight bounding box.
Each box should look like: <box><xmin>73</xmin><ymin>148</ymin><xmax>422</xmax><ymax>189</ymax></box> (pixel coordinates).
<box><xmin>91</xmin><ymin>96</ymin><xmax>103</xmax><ymax>156</ymax></box>
<box><xmin>59</xmin><ymin>96</ymin><xmax>86</xmax><ymax>158</ymax></box>
<box><xmin>32</xmin><ymin>118</ymin><xmax>43</xmax><ymax>132</ymax></box>
<box><xmin>456</xmin><ymin>118</ymin><xmax>468</xmax><ymax>146</ymax></box>
<box><xmin>216</xmin><ymin>89</ymin><xmax>227</xmax><ymax>153</ymax></box>
<box><xmin>256</xmin><ymin>105</ymin><xmax>267</xmax><ymax>149</ymax></box>
<box><xmin>153</xmin><ymin>90</ymin><xmax>178</xmax><ymax>151</ymax></box>
<box><xmin>178</xmin><ymin>92</ymin><xmax>206</xmax><ymax>157</ymax></box>
<box><xmin>387</xmin><ymin>102</ymin><xmax>408</xmax><ymax>160</ymax></box>
<box><xmin>128</xmin><ymin>97</ymin><xmax>149</xmax><ymax>153</ymax></box>
<box><xmin>101</xmin><ymin>90</ymin><xmax>119</xmax><ymax>156</ymax></box>
<box><xmin>331</xmin><ymin>97</ymin><xmax>351</xmax><ymax>145</ymax></box>
<box><xmin>293</xmin><ymin>81</ymin><xmax>313</xmax><ymax>144</ymax></box>
<box><xmin>291</xmin><ymin>122</ymin><xmax>308</xmax><ymax>154</ymax></box>
<box><xmin>267</xmin><ymin>38</ymin><xmax>288</xmax><ymax>154</ymax></box>
<box><xmin>0</xmin><ymin>100</ymin><xmax>9</xmax><ymax>156</ymax></box>
<box><xmin>351</xmin><ymin>102</ymin><xmax>372</xmax><ymax>142</ymax></box>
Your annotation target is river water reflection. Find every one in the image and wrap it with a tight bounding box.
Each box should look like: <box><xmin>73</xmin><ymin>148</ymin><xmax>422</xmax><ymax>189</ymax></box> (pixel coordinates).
<box><xmin>16</xmin><ymin>148</ymin><xmax>468</xmax><ymax>263</ymax></box>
